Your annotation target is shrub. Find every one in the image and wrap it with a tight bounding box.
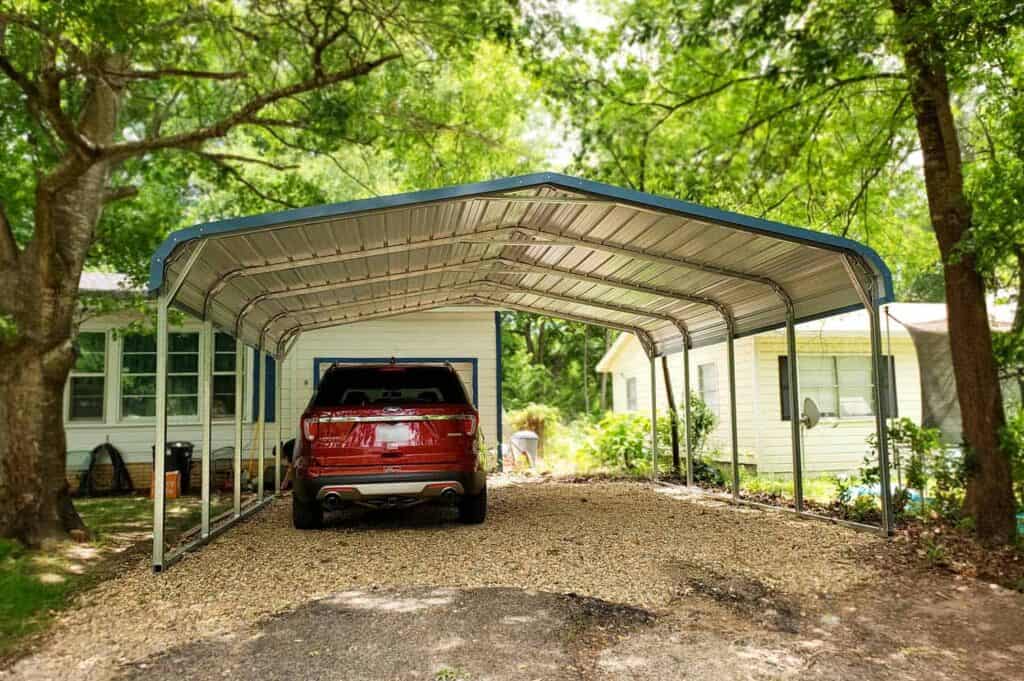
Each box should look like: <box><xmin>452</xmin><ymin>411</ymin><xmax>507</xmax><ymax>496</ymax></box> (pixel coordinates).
<box><xmin>865</xmin><ymin>418</ymin><xmax>945</xmax><ymax>518</ymax></box>
<box><xmin>581</xmin><ymin>412</ymin><xmax>650</xmax><ymax>471</ymax></box>
<box><xmin>1002</xmin><ymin>407</ymin><xmax>1024</xmax><ymax>511</ymax></box>
<box><xmin>507</xmin><ymin>403</ymin><xmax>562</xmax><ymax>457</ymax></box>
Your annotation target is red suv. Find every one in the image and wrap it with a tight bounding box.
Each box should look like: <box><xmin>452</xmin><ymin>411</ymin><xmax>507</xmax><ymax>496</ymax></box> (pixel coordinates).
<box><xmin>291</xmin><ymin>363</ymin><xmax>487</xmax><ymax>528</ymax></box>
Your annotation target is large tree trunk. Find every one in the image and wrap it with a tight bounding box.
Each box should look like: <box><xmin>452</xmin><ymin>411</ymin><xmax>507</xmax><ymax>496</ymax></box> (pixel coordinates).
<box><xmin>0</xmin><ymin>64</ymin><xmax>121</xmax><ymax>545</ymax></box>
<box><xmin>892</xmin><ymin>0</ymin><xmax>1016</xmax><ymax>543</ymax></box>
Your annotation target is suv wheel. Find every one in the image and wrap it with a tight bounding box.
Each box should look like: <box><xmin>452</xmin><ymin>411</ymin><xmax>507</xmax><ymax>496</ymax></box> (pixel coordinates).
<box><xmin>292</xmin><ymin>495</ymin><xmax>323</xmax><ymax>530</ymax></box>
<box><xmin>457</xmin><ymin>486</ymin><xmax>487</xmax><ymax>524</ymax></box>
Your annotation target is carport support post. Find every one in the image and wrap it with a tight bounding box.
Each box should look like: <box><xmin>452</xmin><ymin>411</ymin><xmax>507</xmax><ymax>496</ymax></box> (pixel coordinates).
<box><xmin>785</xmin><ymin>313</ymin><xmax>804</xmax><ymax>512</ymax></box>
<box><xmin>649</xmin><ymin>355</ymin><xmax>658</xmax><ymax>480</ymax></box>
<box><xmin>256</xmin><ymin>349</ymin><xmax>266</xmax><ymax>502</ymax></box>
<box><xmin>233</xmin><ymin>340</ymin><xmax>244</xmax><ymax>516</ymax></box>
<box><xmin>682</xmin><ymin>341</ymin><xmax>693</xmax><ymax>487</ymax></box>
<box><xmin>274</xmin><ymin>353</ymin><xmax>283</xmax><ymax>494</ymax></box>
<box><xmin>151</xmin><ymin>296</ymin><xmax>169</xmax><ymax>571</ymax></box>
<box><xmin>200</xmin><ymin>320</ymin><xmax>213</xmax><ymax>538</ymax></box>
<box><xmin>727</xmin><ymin>328</ymin><xmax>740</xmax><ymax>500</ymax></box>
<box><xmin>868</xmin><ymin>296</ymin><xmax>895</xmax><ymax>534</ymax></box>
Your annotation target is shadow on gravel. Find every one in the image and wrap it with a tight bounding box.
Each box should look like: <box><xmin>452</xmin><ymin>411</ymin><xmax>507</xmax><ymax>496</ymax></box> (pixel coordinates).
<box><xmin>113</xmin><ymin>587</ymin><xmax>656</xmax><ymax>681</ymax></box>
<box><xmin>671</xmin><ymin>561</ymin><xmax>801</xmax><ymax>633</ymax></box>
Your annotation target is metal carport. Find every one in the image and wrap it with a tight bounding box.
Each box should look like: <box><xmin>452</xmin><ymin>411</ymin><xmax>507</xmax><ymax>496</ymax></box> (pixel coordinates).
<box><xmin>147</xmin><ymin>172</ymin><xmax>896</xmax><ymax>571</ymax></box>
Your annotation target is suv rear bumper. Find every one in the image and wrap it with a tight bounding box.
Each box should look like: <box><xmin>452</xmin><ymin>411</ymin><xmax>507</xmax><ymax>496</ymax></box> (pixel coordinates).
<box><xmin>294</xmin><ymin>470</ymin><xmax>486</xmax><ymax>505</ymax></box>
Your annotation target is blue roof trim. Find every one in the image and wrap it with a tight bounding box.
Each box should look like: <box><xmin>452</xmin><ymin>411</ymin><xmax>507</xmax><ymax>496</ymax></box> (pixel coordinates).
<box><xmin>148</xmin><ymin>171</ymin><xmax>894</xmax><ymax>304</ymax></box>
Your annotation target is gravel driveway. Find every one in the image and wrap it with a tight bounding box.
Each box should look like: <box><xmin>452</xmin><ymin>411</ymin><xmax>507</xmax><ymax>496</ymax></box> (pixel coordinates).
<box><xmin>3</xmin><ymin>478</ymin><xmax>1022</xmax><ymax>681</ymax></box>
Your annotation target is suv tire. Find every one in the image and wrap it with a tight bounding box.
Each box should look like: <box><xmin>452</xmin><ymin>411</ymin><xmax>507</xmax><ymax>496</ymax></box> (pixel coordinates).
<box><xmin>457</xmin><ymin>486</ymin><xmax>487</xmax><ymax>524</ymax></box>
<box><xmin>292</xmin><ymin>495</ymin><xmax>323</xmax><ymax>530</ymax></box>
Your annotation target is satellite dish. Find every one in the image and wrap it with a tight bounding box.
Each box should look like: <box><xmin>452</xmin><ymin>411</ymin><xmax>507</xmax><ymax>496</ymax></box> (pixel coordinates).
<box><xmin>800</xmin><ymin>398</ymin><xmax>820</xmax><ymax>429</ymax></box>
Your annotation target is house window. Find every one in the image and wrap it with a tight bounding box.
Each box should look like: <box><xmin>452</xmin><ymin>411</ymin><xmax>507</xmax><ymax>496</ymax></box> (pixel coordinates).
<box><xmin>212</xmin><ymin>332</ymin><xmax>237</xmax><ymax>418</ymax></box>
<box><xmin>778</xmin><ymin>355</ymin><xmax>897</xmax><ymax>420</ymax></box>
<box><xmin>626</xmin><ymin>377</ymin><xmax>638</xmax><ymax>411</ymax></box>
<box><xmin>698</xmin><ymin>363</ymin><xmax>719</xmax><ymax>415</ymax></box>
<box><xmin>69</xmin><ymin>332</ymin><xmax>105</xmax><ymax>421</ymax></box>
<box><xmin>121</xmin><ymin>332</ymin><xmax>199</xmax><ymax>418</ymax></box>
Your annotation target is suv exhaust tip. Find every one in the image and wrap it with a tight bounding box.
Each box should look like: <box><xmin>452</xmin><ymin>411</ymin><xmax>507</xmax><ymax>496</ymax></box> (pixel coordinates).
<box><xmin>322</xmin><ymin>492</ymin><xmax>342</xmax><ymax>512</ymax></box>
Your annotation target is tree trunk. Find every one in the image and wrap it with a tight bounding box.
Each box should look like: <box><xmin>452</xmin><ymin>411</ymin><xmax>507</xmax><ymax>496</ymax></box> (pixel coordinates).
<box><xmin>892</xmin><ymin>0</ymin><xmax>1016</xmax><ymax>542</ymax></box>
<box><xmin>0</xmin><ymin>63</ymin><xmax>122</xmax><ymax>545</ymax></box>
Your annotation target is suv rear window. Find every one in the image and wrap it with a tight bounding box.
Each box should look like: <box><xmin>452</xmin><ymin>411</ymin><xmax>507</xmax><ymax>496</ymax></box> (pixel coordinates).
<box><xmin>314</xmin><ymin>366</ymin><xmax>470</xmax><ymax>407</ymax></box>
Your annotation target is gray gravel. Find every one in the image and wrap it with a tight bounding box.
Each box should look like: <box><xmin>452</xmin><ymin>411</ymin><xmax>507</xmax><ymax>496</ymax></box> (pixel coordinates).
<box><xmin>3</xmin><ymin>478</ymin><xmax>882</xmax><ymax>681</ymax></box>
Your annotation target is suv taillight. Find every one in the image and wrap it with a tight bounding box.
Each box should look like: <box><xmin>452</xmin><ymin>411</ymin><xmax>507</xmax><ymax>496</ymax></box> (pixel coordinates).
<box><xmin>301</xmin><ymin>416</ymin><xmax>318</xmax><ymax>441</ymax></box>
<box><xmin>458</xmin><ymin>414</ymin><xmax>478</xmax><ymax>437</ymax></box>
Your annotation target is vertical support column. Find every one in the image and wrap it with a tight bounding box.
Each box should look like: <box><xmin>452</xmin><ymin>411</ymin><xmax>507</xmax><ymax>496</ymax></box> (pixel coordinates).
<box><xmin>495</xmin><ymin>311</ymin><xmax>504</xmax><ymax>472</ymax></box>
<box><xmin>726</xmin><ymin>328</ymin><xmax>740</xmax><ymax>499</ymax></box>
<box><xmin>200</xmin><ymin>321</ymin><xmax>213</xmax><ymax>538</ymax></box>
<box><xmin>785</xmin><ymin>312</ymin><xmax>804</xmax><ymax>513</ymax></box>
<box><xmin>274</xmin><ymin>353</ymin><xmax>283</xmax><ymax>495</ymax></box>
<box><xmin>867</xmin><ymin>293</ymin><xmax>895</xmax><ymax>534</ymax></box>
<box><xmin>682</xmin><ymin>340</ymin><xmax>693</xmax><ymax>487</ymax></box>
<box><xmin>152</xmin><ymin>297</ymin><xmax>169</xmax><ymax>572</ymax></box>
<box><xmin>649</xmin><ymin>355</ymin><xmax>658</xmax><ymax>480</ymax></box>
<box><xmin>233</xmin><ymin>340</ymin><xmax>244</xmax><ymax>516</ymax></box>
<box><xmin>256</xmin><ymin>350</ymin><xmax>266</xmax><ymax>502</ymax></box>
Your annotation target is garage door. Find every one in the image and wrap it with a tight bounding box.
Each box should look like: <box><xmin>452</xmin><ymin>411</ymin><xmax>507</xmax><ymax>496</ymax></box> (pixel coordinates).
<box><xmin>313</xmin><ymin>357</ymin><xmax>478</xmax><ymax>406</ymax></box>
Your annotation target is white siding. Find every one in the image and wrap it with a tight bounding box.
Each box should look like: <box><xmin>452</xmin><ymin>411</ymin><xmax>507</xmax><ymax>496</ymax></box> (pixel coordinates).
<box><xmin>751</xmin><ymin>332</ymin><xmax>922</xmax><ymax>476</ymax></box>
<box><xmin>603</xmin><ymin>329</ymin><xmax>922</xmax><ymax>475</ymax></box>
<box><xmin>607</xmin><ymin>334</ymin><xmax>758</xmax><ymax>465</ymax></box>
<box><xmin>64</xmin><ymin>310</ymin><xmax>498</xmax><ymax>466</ymax></box>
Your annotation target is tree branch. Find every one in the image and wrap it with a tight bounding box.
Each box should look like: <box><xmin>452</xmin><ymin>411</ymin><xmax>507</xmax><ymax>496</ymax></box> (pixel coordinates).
<box><xmin>100</xmin><ymin>53</ymin><xmax>401</xmax><ymax>163</ymax></box>
<box><xmin>109</xmin><ymin>68</ymin><xmax>249</xmax><ymax>81</ymax></box>
<box><xmin>196</xmin><ymin>151</ymin><xmax>299</xmax><ymax>170</ymax></box>
<box><xmin>102</xmin><ymin>186</ymin><xmax>139</xmax><ymax>204</ymax></box>
<box><xmin>204</xmin><ymin>156</ymin><xmax>297</xmax><ymax>209</ymax></box>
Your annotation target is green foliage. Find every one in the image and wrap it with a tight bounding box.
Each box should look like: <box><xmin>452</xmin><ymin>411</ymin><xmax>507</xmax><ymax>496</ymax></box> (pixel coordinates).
<box><xmin>581</xmin><ymin>412</ymin><xmax>651</xmax><ymax>471</ymax></box>
<box><xmin>1003</xmin><ymin>408</ymin><xmax>1024</xmax><ymax>511</ymax></box>
<box><xmin>501</xmin><ymin>315</ymin><xmax>611</xmax><ymax>419</ymax></box>
<box><xmin>865</xmin><ymin>418</ymin><xmax>943</xmax><ymax>496</ymax></box>
<box><xmin>576</xmin><ymin>394</ymin><xmax>719</xmax><ymax>478</ymax></box>
<box><xmin>507</xmin><ymin>403</ymin><xmax>563</xmax><ymax>457</ymax></box>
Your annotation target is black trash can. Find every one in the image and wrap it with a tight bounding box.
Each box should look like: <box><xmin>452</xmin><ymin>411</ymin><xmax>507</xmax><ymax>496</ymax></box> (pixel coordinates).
<box><xmin>152</xmin><ymin>441</ymin><xmax>195</xmax><ymax>494</ymax></box>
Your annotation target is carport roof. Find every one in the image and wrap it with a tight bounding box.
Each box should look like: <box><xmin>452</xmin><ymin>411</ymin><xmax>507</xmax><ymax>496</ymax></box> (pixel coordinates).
<box><xmin>149</xmin><ymin>172</ymin><xmax>893</xmax><ymax>357</ymax></box>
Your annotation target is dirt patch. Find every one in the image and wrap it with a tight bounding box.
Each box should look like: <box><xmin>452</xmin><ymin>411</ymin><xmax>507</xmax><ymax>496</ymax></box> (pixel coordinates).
<box><xmin>112</xmin><ymin>587</ymin><xmax>656</xmax><ymax>681</ymax></box>
<box><xmin>673</xmin><ymin>562</ymin><xmax>801</xmax><ymax>632</ymax></box>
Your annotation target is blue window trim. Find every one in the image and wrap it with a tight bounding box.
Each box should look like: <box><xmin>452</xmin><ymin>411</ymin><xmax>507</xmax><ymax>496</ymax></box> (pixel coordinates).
<box><xmin>312</xmin><ymin>357</ymin><xmax>479</xmax><ymax>407</ymax></box>
<box><xmin>149</xmin><ymin>172</ymin><xmax>895</xmax><ymax>313</ymax></box>
<box><xmin>250</xmin><ymin>351</ymin><xmax>276</xmax><ymax>422</ymax></box>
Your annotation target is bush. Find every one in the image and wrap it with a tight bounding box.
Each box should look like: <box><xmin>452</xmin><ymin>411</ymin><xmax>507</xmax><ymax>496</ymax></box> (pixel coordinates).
<box><xmin>507</xmin><ymin>403</ymin><xmax>562</xmax><ymax>457</ymax></box>
<box><xmin>579</xmin><ymin>398</ymin><xmax>721</xmax><ymax>480</ymax></box>
<box><xmin>865</xmin><ymin>418</ymin><xmax>948</xmax><ymax>519</ymax></box>
<box><xmin>1002</xmin><ymin>407</ymin><xmax>1024</xmax><ymax>511</ymax></box>
<box><xmin>581</xmin><ymin>412</ymin><xmax>650</xmax><ymax>471</ymax></box>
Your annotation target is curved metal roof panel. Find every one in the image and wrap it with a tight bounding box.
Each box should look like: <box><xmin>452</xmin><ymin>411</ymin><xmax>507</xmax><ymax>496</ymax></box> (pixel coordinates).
<box><xmin>149</xmin><ymin>172</ymin><xmax>893</xmax><ymax>355</ymax></box>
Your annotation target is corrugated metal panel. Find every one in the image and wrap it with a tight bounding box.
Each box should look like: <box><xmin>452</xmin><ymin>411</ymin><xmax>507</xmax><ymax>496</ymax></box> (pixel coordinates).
<box><xmin>151</xmin><ymin>173</ymin><xmax>892</xmax><ymax>356</ymax></box>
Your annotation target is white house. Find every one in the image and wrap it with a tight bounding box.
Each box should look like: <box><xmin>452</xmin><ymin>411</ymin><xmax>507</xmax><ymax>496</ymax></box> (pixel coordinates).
<box><xmin>65</xmin><ymin>273</ymin><xmax>501</xmax><ymax>490</ymax></box>
<box><xmin>595</xmin><ymin>302</ymin><xmax>1013</xmax><ymax>477</ymax></box>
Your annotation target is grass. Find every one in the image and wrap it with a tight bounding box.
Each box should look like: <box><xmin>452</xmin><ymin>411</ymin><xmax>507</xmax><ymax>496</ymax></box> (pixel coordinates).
<box><xmin>0</xmin><ymin>539</ymin><xmax>80</xmax><ymax>658</ymax></box>
<box><xmin>739</xmin><ymin>471</ymin><xmax>838</xmax><ymax>504</ymax></box>
<box><xmin>0</xmin><ymin>493</ymin><xmax>231</xmax><ymax>661</ymax></box>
